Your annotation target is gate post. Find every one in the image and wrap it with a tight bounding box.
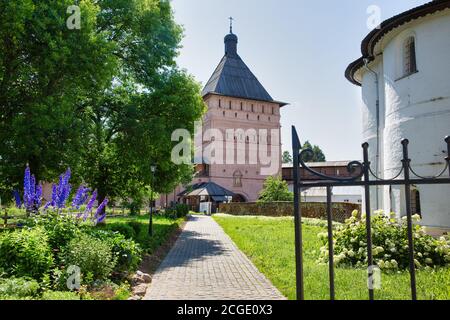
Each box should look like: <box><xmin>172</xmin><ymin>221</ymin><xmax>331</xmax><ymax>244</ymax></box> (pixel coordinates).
<box><xmin>362</xmin><ymin>143</ymin><xmax>375</xmax><ymax>300</ymax></box>
<box><xmin>446</xmin><ymin>136</ymin><xmax>450</xmax><ymax>176</ymax></box>
<box><xmin>326</xmin><ymin>186</ymin><xmax>335</xmax><ymax>300</ymax></box>
<box><xmin>292</xmin><ymin>126</ymin><xmax>304</xmax><ymax>300</ymax></box>
<box><xmin>401</xmin><ymin>139</ymin><xmax>417</xmax><ymax>300</ymax></box>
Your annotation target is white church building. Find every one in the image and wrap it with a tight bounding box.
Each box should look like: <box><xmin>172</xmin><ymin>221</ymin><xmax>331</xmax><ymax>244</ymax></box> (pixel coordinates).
<box><xmin>345</xmin><ymin>0</ymin><xmax>450</xmax><ymax>232</ymax></box>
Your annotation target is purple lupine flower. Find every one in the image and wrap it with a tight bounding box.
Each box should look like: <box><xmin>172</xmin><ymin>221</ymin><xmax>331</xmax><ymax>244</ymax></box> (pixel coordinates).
<box><xmin>13</xmin><ymin>190</ymin><xmax>22</xmax><ymax>208</ymax></box>
<box><xmin>61</xmin><ymin>182</ymin><xmax>71</xmax><ymax>207</ymax></box>
<box><xmin>81</xmin><ymin>189</ymin><xmax>90</xmax><ymax>204</ymax></box>
<box><xmin>83</xmin><ymin>190</ymin><xmax>97</xmax><ymax>221</ymax></box>
<box><xmin>86</xmin><ymin>190</ymin><xmax>97</xmax><ymax>212</ymax></box>
<box><xmin>24</xmin><ymin>167</ymin><xmax>31</xmax><ymax>197</ymax></box>
<box><xmin>30</xmin><ymin>175</ymin><xmax>36</xmax><ymax>198</ymax></box>
<box><xmin>72</xmin><ymin>185</ymin><xmax>89</xmax><ymax>209</ymax></box>
<box><xmin>96</xmin><ymin>212</ymin><xmax>107</xmax><ymax>224</ymax></box>
<box><xmin>55</xmin><ymin>176</ymin><xmax>66</xmax><ymax>208</ymax></box>
<box><xmin>94</xmin><ymin>198</ymin><xmax>108</xmax><ymax>224</ymax></box>
<box><xmin>61</xmin><ymin>168</ymin><xmax>71</xmax><ymax>205</ymax></box>
<box><xmin>23</xmin><ymin>167</ymin><xmax>32</xmax><ymax>210</ymax></box>
<box><xmin>23</xmin><ymin>167</ymin><xmax>41</xmax><ymax>211</ymax></box>
<box><xmin>43</xmin><ymin>201</ymin><xmax>52</xmax><ymax>210</ymax></box>
<box><xmin>49</xmin><ymin>168</ymin><xmax>72</xmax><ymax>210</ymax></box>
<box><xmin>94</xmin><ymin>197</ymin><xmax>108</xmax><ymax>218</ymax></box>
<box><xmin>34</xmin><ymin>184</ymin><xmax>42</xmax><ymax>208</ymax></box>
<box><xmin>50</xmin><ymin>184</ymin><xmax>57</xmax><ymax>207</ymax></box>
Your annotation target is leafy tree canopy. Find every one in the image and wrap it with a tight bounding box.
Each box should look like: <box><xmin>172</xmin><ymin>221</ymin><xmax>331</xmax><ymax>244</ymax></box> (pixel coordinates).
<box><xmin>258</xmin><ymin>176</ymin><xmax>294</xmax><ymax>203</ymax></box>
<box><xmin>0</xmin><ymin>0</ymin><xmax>206</xmax><ymax>204</ymax></box>
<box><xmin>282</xmin><ymin>151</ymin><xmax>293</xmax><ymax>164</ymax></box>
<box><xmin>301</xmin><ymin>141</ymin><xmax>326</xmax><ymax>163</ymax></box>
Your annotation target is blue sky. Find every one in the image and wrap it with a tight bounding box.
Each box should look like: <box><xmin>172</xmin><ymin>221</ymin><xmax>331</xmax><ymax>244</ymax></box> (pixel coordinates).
<box><xmin>171</xmin><ymin>0</ymin><xmax>428</xmax><ymax>161</ymax></box>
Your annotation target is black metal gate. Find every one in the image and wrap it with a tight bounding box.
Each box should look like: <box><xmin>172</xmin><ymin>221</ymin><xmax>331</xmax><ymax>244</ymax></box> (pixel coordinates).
<box><xmin>291</xmin><ymin>126</ymin><xmax>450</xmax><ymax>300</ymax></box>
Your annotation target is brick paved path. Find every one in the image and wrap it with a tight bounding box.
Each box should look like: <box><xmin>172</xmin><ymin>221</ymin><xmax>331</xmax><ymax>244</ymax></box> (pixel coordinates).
<box><xmin>144</xmin><ymin>215</ymin><xmax>285</xmax><ymax>300</ymax></box>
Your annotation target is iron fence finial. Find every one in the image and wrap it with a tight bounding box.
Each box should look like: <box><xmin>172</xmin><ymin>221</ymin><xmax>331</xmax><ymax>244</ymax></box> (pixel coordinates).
<box><xmin>292</xmin><ymin>126</ymin><xmax>302</xmax><ymax>151</ymax></box>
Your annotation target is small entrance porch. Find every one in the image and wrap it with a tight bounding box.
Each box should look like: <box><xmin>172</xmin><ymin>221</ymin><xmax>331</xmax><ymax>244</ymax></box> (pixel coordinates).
<box><xmin>178</xmin><ymin>182</ymin><xmax>235</xmax><ymax>214</ymax></box>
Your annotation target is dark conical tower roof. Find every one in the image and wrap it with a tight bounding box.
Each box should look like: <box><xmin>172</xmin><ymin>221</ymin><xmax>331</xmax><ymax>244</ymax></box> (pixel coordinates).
<box><xmin>202</xmin><ymin>29</ymin><xmax>285</xmax><ymax>105</ymax></box>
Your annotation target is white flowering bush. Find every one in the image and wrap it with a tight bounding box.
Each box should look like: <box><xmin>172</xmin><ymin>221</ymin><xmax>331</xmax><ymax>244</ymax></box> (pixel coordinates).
<box><xmin>317</xmin><ymin>210</ymin><xmax>450</xmax><ymax>271</ymax></box>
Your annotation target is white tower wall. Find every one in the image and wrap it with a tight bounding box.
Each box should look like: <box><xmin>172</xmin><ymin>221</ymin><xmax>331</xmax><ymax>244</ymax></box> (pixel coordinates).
<box><xmin>360</xmin><ymin>14</ymin><xmax>450</xmax><ymax>228</ymax></box>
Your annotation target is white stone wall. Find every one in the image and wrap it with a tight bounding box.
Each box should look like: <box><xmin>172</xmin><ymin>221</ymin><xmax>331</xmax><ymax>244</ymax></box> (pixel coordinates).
<box><xmin>359</xmin><ymin>12</ymin><xmax>450</xmax><ymax>228</ymax></box>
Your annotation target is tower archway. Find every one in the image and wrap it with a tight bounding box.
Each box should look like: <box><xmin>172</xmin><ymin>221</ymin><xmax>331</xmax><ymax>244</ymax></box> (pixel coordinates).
<box><xmin>232</xmin><ymin>194</ymin><xmax>247</xmax><ymax>203</ymax></box>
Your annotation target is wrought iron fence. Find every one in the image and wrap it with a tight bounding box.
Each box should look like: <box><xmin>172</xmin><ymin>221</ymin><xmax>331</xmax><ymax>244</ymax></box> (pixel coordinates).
<box><xmin>291</xmin><ymin>126</ymin><xmax>450</xmax><ymax>300</ymax></box>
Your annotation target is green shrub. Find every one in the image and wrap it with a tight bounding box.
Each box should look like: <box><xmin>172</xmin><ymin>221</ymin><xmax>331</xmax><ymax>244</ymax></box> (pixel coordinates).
<box><xmin>164</xmin><ymin>207</ymin><xmax>178</xmax><ymax>219</ymax></box>
<box><xmin>105</xmin><ymin>223</ymin><xmax>136</xmax><ymax>240</ymax></box>
<box><xmin>59</xmin><ymin>233</ymin><xmax>117</xmax><ymax>283</ymax></box>
<box><xmin>164</xmin><ymin>204</ymin><xmax>188</xmax><ymax>219</ymax></box>
<box><xmin>85</xmin><ymin>229</ymin><xmax>142</xmax><ymax>273</ymax></box>
<box><xmin>4</xmin><ymin>207</ymin><xmax>26</xmax><ymax>218</ymax></box>
<box><xmin>318</xmin><ymin>210</ymin><xmax>450</xmax><ymax>270</ymax></box>
<box><xmin>125</xmin><ymin>200</ymin><xmax>143</xmax><ymax>216</ymax></box>
<box><xmin>0</xmin><ymin>227</ymin><xmax>54</xmax><ymax>279</ymax></box>
<box><xmin>30</xmin><ymin>213</ymin><xmax>82</xmax><ymax>251</ymax></box>
<box><xmin>129</xmin><ymin>221</ymin><xmax>144</xmax><ymax>235</ymax></box>
<box><xmin>0</xmin><ymin>277</ymin><xmax>40</xmax><ymax>299</ymax></box>
<box><xmin>109</xmin><ymin>236</ymin><xmax>142</xmax><ymax>273</ymax></box>
<box><xmin>175</xmin><ymin>204</ymin><xmax>189</xmax><ymax>218</ymax></box>
<box><xmin>41</xmin><ymin>290</ymin><xmax>81</xmax><ymax>300</ymax></box>
<box><xmin>258</xmin><ymin>176</ymin><xmax>294</xmax><ymax>202</ymax></box>
<box><xmin>113</xmin><ymin>283</ymin><xmax>132</xmax><ymax>300</ymax></box>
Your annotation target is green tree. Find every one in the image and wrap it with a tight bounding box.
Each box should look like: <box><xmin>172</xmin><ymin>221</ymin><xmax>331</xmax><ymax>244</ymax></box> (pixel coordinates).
<box><xmin>0</xmin><ymin>0</ymin><xmax>116</xmax><ymax>194</ymax></box>
<box><xmin>282</xmin><ymin>151</ymin><xmax>293</xmax><ymax>164</ymax></box>
<box><xmin>301</xmin><ymin>141</ymin><xmax>326</xmax><ymax>163</ymax></box>
<box><xmin>0</xmin><ymin>0</ymin><xmax>206</xmax><ymax>206</ymax></box>
<box><xmin>80</xmin><ymin>72</ymin><xmax>205</xmax><ymax>206</ymax></box>
<box><xmin>77</xmin><ymin>0</ymin><xmax>205</xmax><ymax>205</ymax></box>
<box><xmin>258</xmin><ymin>176</ymin><xmax>294</xmax><ymax>203</ymax></box>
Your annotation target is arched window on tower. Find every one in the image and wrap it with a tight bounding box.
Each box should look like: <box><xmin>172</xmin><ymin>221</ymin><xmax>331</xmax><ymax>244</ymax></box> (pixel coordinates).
<box><xmin>233</xmin><ymin>170</ymin><xmax>243</xmax><ymax>188</ymax></box>
<box><xmin>403</xmin><ymin>36</ymin><xmax>417</xmax><ymax>76</ymax></box>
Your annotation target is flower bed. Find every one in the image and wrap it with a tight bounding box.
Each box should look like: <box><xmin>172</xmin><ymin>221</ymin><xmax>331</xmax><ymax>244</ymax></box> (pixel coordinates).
<box><xmin>317</xmin><ymin>210</ymin><xmax>450</xmax><ymax>270</ymax></box>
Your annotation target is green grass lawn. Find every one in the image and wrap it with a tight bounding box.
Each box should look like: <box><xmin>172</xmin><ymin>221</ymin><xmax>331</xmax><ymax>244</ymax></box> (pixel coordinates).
<box><xmin>213</xmin><ymin>215</ymin><xmax>450</xmax><ymax>300</ymax></box>
<box><xmin>105</xmin><ymin>214</ymin><xmax>185</xmax><ymax>254</ymax></box>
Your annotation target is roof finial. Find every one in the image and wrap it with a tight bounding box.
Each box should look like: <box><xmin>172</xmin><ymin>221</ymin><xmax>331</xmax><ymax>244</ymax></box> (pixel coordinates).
<box><xmin>229</xmin><ymin>16</ymin><xmax>234</xmax><ymax>34</ymax></box>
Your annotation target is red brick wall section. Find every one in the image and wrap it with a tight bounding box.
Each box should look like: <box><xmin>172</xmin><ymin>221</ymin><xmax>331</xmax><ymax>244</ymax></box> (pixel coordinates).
<box><xmin>218</xmin><ymin>202</ymin><xmax>361</xmax><ymax>223</ymax></box>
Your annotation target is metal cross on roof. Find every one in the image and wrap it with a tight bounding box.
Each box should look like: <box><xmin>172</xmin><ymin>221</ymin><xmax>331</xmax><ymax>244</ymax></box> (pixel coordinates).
<box><xmin>229</xmin><ymin>17</ymin><xmax>234</xmax><ymax>34</ymax></box>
